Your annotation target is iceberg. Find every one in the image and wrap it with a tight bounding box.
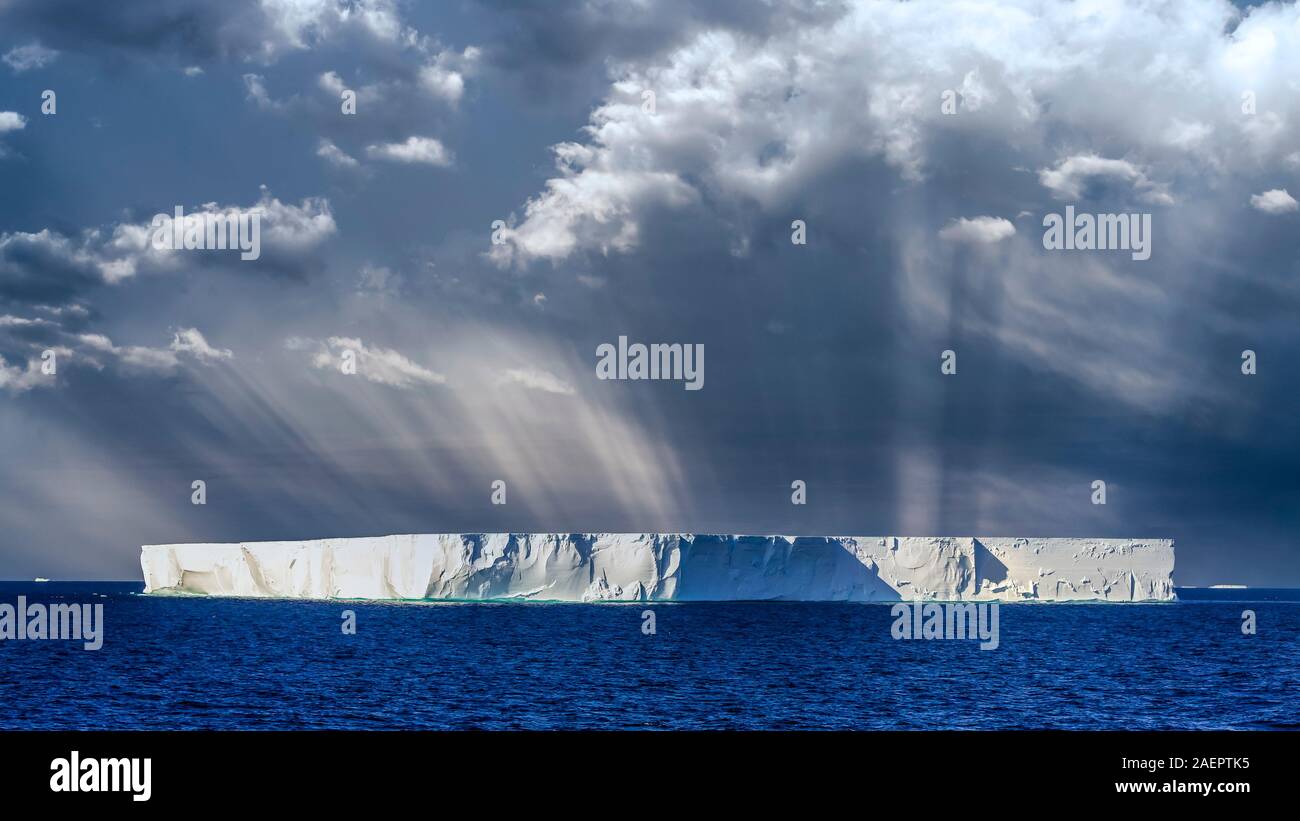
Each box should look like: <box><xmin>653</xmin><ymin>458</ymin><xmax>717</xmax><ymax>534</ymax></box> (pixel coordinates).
<box><xmin>141</xmin><ymin>534</ymin><xmax>1174</xmax><ymax>602</ymax></box>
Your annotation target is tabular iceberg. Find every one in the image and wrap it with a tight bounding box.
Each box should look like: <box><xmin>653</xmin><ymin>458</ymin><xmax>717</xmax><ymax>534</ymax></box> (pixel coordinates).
<box><xmin>140</xmin><ymin>534</ymin><xmax>1174</xmax><ymax>602</ymax></box>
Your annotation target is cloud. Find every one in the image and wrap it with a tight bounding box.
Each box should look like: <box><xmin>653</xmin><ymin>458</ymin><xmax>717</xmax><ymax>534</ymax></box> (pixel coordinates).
<box><xmin>260</xmin><ymin>0</ymin><xmax>407</xmax><ymax>52</ymax></box>
<box><xmin>0</xmin><ymin>321</ymin><xmax>231</xmax><ymax>393</ymax></box>
<box><xmin>488</xmin><ymin>150</ymin><xmax>696</xmax><ymax>265</ymax></box>
<box><xmin>74</xmin><ymin>328</ymin><xmax>233</xmax><ymax>373</ymax></box>
<box><xmin>242</xmin><ymin>73</ymin><xmax>284</xmax><ymax>111</ymax></box>
<box><xmin>78</xmin><ymin>332</ymin><xmax>180</xmax><ymax>373</ymax></box>
<box><xmin>250</xmin><ymin>188</ymin><xmax>338</xmax><ymax>250</ymax></box>
<box><xmin>317</xmin><ymin>138</ymin><xmax>359</xmax><ymax>168</ymax></box>
<box><xmin>501</xmin><ymin>367</ymin><xmax>575</xmax><ymax>395</ymax></box>
<box><xmin>938</xmin><ymin>216</ymin><xmax>1015</xmax><ymax>243</ymax></box>
<box><xmin>490</xmin><ymin>0</ymin><xmax>1300</xmax><ymax>265</ymax></box>
<box><xmin>0</xmin><ymin>111</ymin><xmax>27</xmax><ymax>133</ymax></box>
<box><xmin>0</xmin><ymin>229</ymin><xmax>107</xmax><ymax>304</ymax></box>
<box><xmin>418</xmin><ymin>46</ymin><xmax>480</xmax><ymax>103</ymax></box>
<box><xmin>0</xmin><ymin>353</ymin><xmax>54</xmax><ymax>392</ymax></box>
<box><xmin>233</xmin><ymin>38</ymin><xmax>481</xmax><ymax>163</ymax></box>
<box><xmin>2</xmin><ymin>41</ymin><xmax>58</xmax><ymax>72</ymax></box>
<box><xmin>318</xmin><ymin>70</ymin><xmax>347</xmax><ymax>95</ymax></box>
<box><xmin>107</xmin><ymin>187</ymin><xmax>337</xmax><ymax>274</ymax></box>
<box><xmin>0</xmin><ymin>188</ymin><xmax>336</xmax><ymax>305</ymax></box>
<box><xmin>1037</xmin><ymin>154</ymin><xmax>1174</xmax><ymax>205</ymax></box>
<box><xmin>365</xmin><ymin>136</ymin><xmax>452</xmax><ymax>166</ymax></box>
<box><xmin>0</xmin><ymin>0</ymin><xmax>417</xmax><ymax>66</ymax></box>
<box><xmin>0</xmin><ymin>111</ymin><xmax>27</xmax><ymax>158</ymax></box>
<box><xmin>0</xmin><ymin>314</ymin><xmax>53</xmax><ymax>328</ymax></box>
<box><xmin>169</xmin><ymin>327</ymin><xmax>233</xmax><ymax>362</ymax></box>
<box><xmin>355</xmin><ymin>263</ymin><xmax>401</xmax><ymax>295</ymax></box>
<box><xmin>1249</xmin><ymin>188</ymin><xmax>1297</xmax><ymax>214</ymax></box>
<box><xmin>289</xmin><ymin>336</ymin><xmax>446</xmax><ymax>389</ymax></box>
<box><xmin>478</xmin><ymin>0</ymin><xmax>841</xmax><ymax>86</ymax></box>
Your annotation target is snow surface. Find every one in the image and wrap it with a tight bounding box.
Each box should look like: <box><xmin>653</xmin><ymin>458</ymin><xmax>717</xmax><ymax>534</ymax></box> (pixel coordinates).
<box><xmin>141</xmin><ymin>535</ymin><xmax>1174</xmax><ymax>602</ymax></box>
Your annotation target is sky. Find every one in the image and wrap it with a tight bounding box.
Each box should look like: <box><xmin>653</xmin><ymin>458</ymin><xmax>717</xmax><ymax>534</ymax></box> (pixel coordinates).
<box><xmin>0</xmin><ymin>0</ymin><xmax>1297</xmax><ymax>585</ymax></box>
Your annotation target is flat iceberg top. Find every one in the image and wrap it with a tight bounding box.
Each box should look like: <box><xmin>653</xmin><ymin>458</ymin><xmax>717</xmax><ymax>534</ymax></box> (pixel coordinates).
<box><xmin>141</xmin><ymin>534</ymin><xmax>1174</xmax><ymax>603</ymax></box>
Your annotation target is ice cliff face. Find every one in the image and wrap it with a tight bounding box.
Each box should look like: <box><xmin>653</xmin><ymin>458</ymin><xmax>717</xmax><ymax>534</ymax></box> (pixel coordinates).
<box><xmin>140</xmin><ymin>534</ymin><xmax>1174</xmax><ymax>602</ymax></box>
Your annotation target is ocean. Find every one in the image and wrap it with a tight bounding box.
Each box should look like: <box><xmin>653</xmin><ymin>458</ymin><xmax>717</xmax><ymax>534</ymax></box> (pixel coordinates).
<box><xmin>2</xmin><ymin>582</ymin><xmax>1297</xmax><ymax>730</ymax></box>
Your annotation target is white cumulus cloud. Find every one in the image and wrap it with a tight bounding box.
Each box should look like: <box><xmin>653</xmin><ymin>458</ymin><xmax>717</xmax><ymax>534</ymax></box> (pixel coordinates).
<box><xmin>365</xmin><ymin>136</ymin><xmax>452</xmax><ymax>166</ymax></box>
<box><xmin>0</xmin><ymin>112</ymin><xmax>27</xmax><ymax>133</ymax></box>
<box><xmin>938</xmin><ymin>216</ymin><xmax>1016</xmax><ymax>243</ymax></box>
<box><xmin>1249</xmin><ymin>188</ymin><xmax>1297</xmax><ymax>214</ymax></box>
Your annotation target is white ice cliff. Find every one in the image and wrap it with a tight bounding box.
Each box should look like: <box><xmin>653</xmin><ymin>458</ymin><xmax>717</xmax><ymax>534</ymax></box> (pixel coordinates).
<box><xmin>140</xmin><ymin>535</ymin><xmax>1175</xmax><ymax>602</ymax></box>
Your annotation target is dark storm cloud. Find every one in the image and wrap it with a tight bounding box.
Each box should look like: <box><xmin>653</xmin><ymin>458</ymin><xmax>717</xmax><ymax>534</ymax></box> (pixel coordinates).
<box><xmin>0</xmin><ymin>0</ymin><xmax>1297</xmax><ymax>587</ymax></box>
<box><xmin>0</xmin><ymin>0</ymin><xmax>451</xmax><ymax>67</ymax></box>
<box><xmin>478</xmin><ymin>0</ymin><xmax>846</xmax><ymax>69</ymax></box>
<box><xmin>1</xmin><ymin>0</ymin><xmax>276</xmax><ymax>64</ymax></box>
<box><xmin>477</xmin><ymin>0</ymin><xmax>1300</xmax><ymax>584</ymax></box>
<box><xmin>0</xmin><ymin>230</ymin><xmax>103</xmax><ymax>305</ymax></box>
<box><xmin>0</xmin><ymin>189</ymin><xmax>337</xmax><ymax>318</ymax></box>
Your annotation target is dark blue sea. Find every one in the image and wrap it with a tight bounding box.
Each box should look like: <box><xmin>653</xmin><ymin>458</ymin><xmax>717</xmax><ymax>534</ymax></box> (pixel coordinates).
<box><xmin>2</xmin><ymin>583</ymin><xmax>1297</xmax><ymax>730</ymax></box>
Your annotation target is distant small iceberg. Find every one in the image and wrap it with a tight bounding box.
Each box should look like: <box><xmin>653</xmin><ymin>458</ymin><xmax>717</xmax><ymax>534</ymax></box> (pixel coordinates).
<box><xmin>33</xmin><ymin>577</ymin><xmax>50</xmax><ymax>583</ymax></box>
